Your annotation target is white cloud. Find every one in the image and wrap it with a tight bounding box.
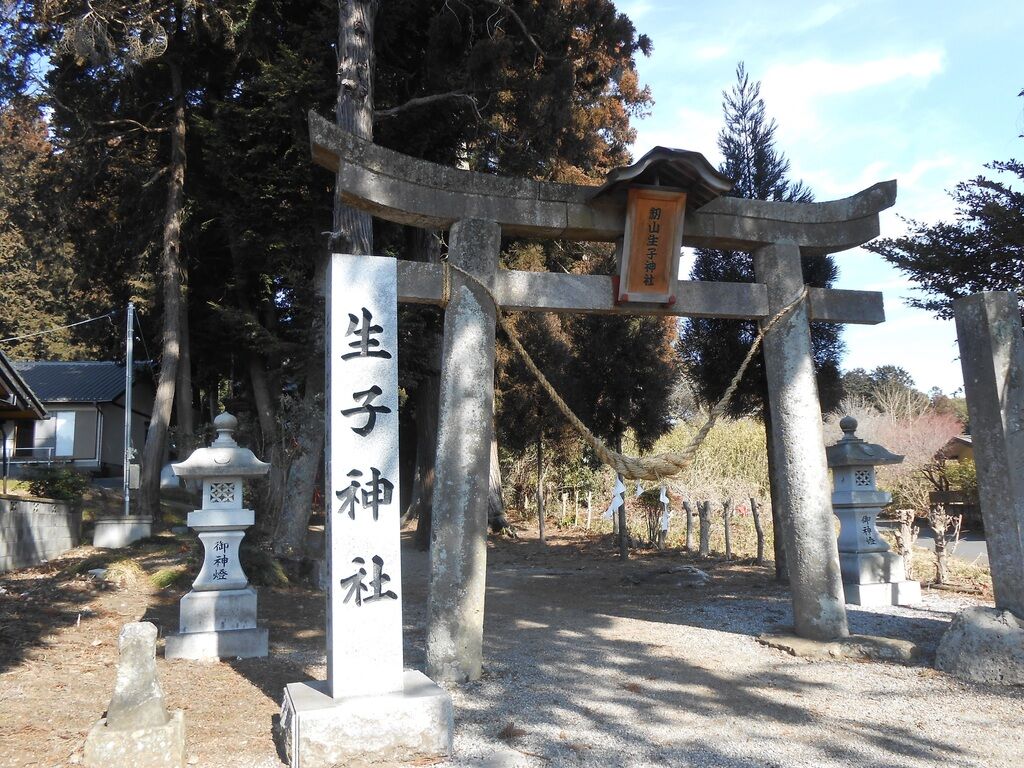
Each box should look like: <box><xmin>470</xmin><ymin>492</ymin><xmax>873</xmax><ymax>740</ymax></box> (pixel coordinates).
<box><xmin>761</xmin><ymin>49</ymin><xmax>945</xmax><ymax>142</ymax></box>
<box><xmin>795</xmin><ymin>160</ymin><xmax>891</xmax><ymax>200</ymax></box>
<box><xmin>765</xmin><ymin>50</ymin><xmax>944</xmax><ymax>99</ymax></box>
<box><xmin>794</xmin><ymin>3</ymin><xmax>846</xmax><ymax>32</ymax></box>
<box><xmin>633</xmin><ymin>106</ymin><xmax>723</xmax><ymax>165</ymax></box>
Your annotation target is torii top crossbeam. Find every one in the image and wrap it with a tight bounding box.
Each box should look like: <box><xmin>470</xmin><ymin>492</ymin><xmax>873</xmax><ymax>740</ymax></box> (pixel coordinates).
<box><xmin>308</xmin><ymin>111</ymin><xmax>893</xmax><ymax>326</ymax></box>
<box><xmin>309</xmin><ymin>112</ymin><xmax>895</xmax><ymax>255</ymax></box>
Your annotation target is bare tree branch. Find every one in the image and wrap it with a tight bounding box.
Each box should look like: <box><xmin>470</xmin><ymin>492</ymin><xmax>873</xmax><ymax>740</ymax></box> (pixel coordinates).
<box><xmin>92</xmin><ymin>118</ymin><xmax>168</xmax><ymax>133</ymax></box>
<box><xmin>141</xmin><ymin>165</ymin><xmax>170</xmax><ymax>188</ymax></box>
<box><xmin>479</xmin><ymin>0</ymin><xmax>547</xmax><ymax>60</ymax></box>
<box><xmin>374</xmin><ymin>91</ymin><xmax>481</xmax><ymax>122</ymax></box>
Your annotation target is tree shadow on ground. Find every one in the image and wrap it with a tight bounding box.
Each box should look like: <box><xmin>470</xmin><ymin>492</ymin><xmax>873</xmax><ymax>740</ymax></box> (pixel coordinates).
<box><xmin>0</xmin><ymin>563</ymin><xmax>99</xmax><ymax>674</ymax></box>
<box><xmin>483</xmin><ymin>530</ymin><xmax>958</xmax><ymax>655</ymax></box>
<box><xmin>402</xmin><ymin>531</ymin><xmax>1004</xmax><ymax>767</ymax></box>
<box><xmin>204</xmin><ymin>529</ymin><xmax>1012</xmax><ymax>767</ymax></box>
<box><xmin>0</xmin><ymin>537</ymin><xmax>183</xmax><ymax>675</ymax></box>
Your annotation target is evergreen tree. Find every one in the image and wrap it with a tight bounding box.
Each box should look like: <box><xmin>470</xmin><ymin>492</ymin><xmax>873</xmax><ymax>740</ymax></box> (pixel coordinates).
<box><xmin>7</xmin><ymin>1</ymin><xmax>669</xmax><ymax>559</ymax></box>
<box><xmin>680</xmin><ymin>63</ymin><xmax>842</xmax><ymax>417</ymax></box>
<box><xmin>678</xmin><ymin>63</ymin><xmax>844</xmax><ymax>578</ymax></box>
<box><xmin>41</xmin><ymin>1</ymin><xmax>256</xmax><ymax>516</ymax></box>
<box><xmin>371</xmin><ymin>0</ymin><xmax>657</xmax><ymax>546</ymax></box>
<box><xmin>0</xmin><ymin>100</ymin><xmax>90</xmax><ymax>360</ymax></box>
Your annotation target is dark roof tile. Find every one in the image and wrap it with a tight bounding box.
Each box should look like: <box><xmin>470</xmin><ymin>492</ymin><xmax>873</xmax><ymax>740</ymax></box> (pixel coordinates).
<box><xmin>12</xmin><ymin>361</ymin><xmax>128</xmax><ymax>403</ymax></box>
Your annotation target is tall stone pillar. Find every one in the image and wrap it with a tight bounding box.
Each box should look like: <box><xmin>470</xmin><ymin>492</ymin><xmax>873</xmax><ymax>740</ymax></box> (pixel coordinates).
<box><xmin>953</xmin><ymin>291</ymin><xmax>1024</xmax><ymax>617</ymax></box>
<box><xmin>753</xmin><ymin>242</ymin><xmax>848</xmax><ymax>640</ymax></box>
<box><xmin>936</xmin><ymin>291</ymin><xmax>1024</xmax><ymax>685</ymax></box>
<box><xmin>279</xmin><ymin>254</ymin><xmax>453</xmax><ymax>766</ymax></box>
<box><xmin>426</xmin><ymin>219</ymin><xmax>501</xmax><ymax>682</ymax></box>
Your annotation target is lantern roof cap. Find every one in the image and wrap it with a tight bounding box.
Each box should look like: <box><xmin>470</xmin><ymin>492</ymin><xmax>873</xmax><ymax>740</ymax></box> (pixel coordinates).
<box><xmin>826</xmin><ymin>415</ymin><xmax>904</xmax><ymax>468</ymax></box>
<box><xmin>172</xmin><ymin>412</ymin><xmax>270</xmax><ymax>478</ymax></box>
<box><xmin>589</xmin><ymin>146</ymin><xmax>734</xmax><ymax>209</ymax></box>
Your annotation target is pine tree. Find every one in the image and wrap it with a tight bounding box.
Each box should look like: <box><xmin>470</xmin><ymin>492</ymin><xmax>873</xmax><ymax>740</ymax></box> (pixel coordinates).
<box><xmin>678</xmin><ymin>63</ymin><xmax>844</xmax><ymax>578</ymax></box>
<box><xmin>866</xmin><ymin>154</ymin><xmax>1024</xmax><ymax>320</ymax></box>
<box><xmin>41</xmin><ymin>1</ymin><xmax>253</xmax><ymax>517</ymax></box>
<box><xmin>370</xmin><ymin>0</ymin><xmax>657</xmax><ymax>544</ymax></box>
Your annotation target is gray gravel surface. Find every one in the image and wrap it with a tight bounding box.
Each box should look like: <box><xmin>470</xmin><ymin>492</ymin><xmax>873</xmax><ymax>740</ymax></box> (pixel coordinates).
<box><xmin>302</xmin><ymin>538</ymin><xmax>1023</xmax><ymax>767</ymax></box>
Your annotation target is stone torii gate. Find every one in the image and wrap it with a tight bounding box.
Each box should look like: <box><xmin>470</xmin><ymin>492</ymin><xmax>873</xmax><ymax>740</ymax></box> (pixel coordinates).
<box><xmin>309</xmin><ymin>112</ymin><xmax>895</xmax><ymax>679</ymax></box>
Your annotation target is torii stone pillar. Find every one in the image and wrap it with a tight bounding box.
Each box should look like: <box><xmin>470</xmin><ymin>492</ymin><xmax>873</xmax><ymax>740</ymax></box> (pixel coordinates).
<box><xmin>935</xmin><ymin>291</ymin><xmax>1024</xmax><ymax>685</ymax></box>
<box><xmin>426</xmin><ymin>219</ymin><xmax>501</xmax><ymax>682</ymax></box>
<box><xmin>952</xmin><ymin>292</ymin><xmax>1024</xmax><ymax>616</ymax></box>
<box><xmin>755</xmin><ymin>243</ymin><xmax>848</xmax><ymax>639</ymax></box>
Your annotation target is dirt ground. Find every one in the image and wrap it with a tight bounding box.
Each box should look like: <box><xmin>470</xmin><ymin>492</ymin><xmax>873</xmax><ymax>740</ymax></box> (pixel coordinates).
<box><xmin>0</xmin><ymin>524</ymin><xmax>1021</xmax><ymax>768</ymax></box>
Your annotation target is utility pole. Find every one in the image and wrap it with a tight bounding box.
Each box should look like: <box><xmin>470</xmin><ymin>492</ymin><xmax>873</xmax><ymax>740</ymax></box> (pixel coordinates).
<box><xmin>123</xmin><ymin>302</ymin><xmax>135</xmax><ymax>516</ymax></box>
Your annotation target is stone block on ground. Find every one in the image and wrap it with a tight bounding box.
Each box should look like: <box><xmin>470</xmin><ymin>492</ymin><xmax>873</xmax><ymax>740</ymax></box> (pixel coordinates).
<box><xmin>92</xmin><ymin>516</ymin><xmax>153</xmax><ymax>548</ymax></box>
<box><xmin>757</xmin><ymin>632</ymin><xmax>921</xmax><ymax>664</ymax></box>
<box><xmin>176</xmin><ymin>586</ymin><xmax>258</xmax><ymax>633</ymax></box>
<box><xmin>278</xmin><ymin>670</ymin><xmax>453</xmax><ymax>768</ymax></box>
<box><xmin>843</xmin><ymin>580</ymin><xmax>921</xmax><ymax>608</ymax></box>
<box><xmin>935</xmin><ymin>606</ymin><xmax>1024</xmax><ymax>685</ymax></box>
<box><xmin>623</xmin><ymin>565</ymin><xmax>711</xmax><ymax>587</ymax></box>
<box><xmin>164</xmin><ymin>625</ymin><xmax>268</xmax><ymax>660</ymax></box>
<box><xmin>84</xmin><ymin>622</ymin><xmax>185</xmax><ymax>768</ymax></box>
<box><xmin>84</xmin><ymin>711</ymin><xmax>185</xmax><ymax>768</ymax></box>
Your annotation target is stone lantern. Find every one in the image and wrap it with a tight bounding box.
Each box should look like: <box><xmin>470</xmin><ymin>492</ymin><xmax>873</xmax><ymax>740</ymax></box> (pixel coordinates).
<box><xmin>826</xmin><ymin>416</ymin><xmax>920</xmax><ymax>606</ymax></box>
<box><xmin>164</xmin><ymin>412</ymin><xmax>270</xmax><ymax>659</ymax></box>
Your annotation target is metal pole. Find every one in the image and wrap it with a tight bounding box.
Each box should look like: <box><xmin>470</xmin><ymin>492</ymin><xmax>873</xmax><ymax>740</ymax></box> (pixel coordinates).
<box><xmin>1</xmin><ymin>423</ymin><xmax>9</xmax><ymax>496</ymax></box>
<box><xmin>123</xmin><ymin>302</ymin><xmax>134</xmax><ymax>516</ymax></box>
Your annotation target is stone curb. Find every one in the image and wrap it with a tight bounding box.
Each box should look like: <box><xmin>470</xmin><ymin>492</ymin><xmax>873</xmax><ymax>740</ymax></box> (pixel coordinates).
<box><xmin>757</xmin><ymin>632</ymin><xmax>921</xmax><ymax>664</ymax></box>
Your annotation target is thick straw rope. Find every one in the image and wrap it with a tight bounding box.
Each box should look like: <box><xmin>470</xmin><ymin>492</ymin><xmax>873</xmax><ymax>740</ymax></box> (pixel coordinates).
<box><xmin>440</xmin><ymin>260</ymin><xmax>808</xmax><ymax>481</ymax></box>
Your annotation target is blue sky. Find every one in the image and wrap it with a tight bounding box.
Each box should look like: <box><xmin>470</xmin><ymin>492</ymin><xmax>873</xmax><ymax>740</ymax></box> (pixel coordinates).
<box><xmin>619</xmin><ymin>0</ymin><xmax>1024</xmax><ymax>395</ymax></box>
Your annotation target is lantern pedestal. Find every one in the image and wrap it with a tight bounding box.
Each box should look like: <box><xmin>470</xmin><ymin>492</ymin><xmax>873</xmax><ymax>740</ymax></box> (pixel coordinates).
<box><xmin>844</xmin><ymin>580</ymin><xmax>921</xmax><ymax>607</ymax></box>
<box><xmin>164</xmin><ymin>617</ymin><xmax>268</xmax><ymax>660</ymax></box>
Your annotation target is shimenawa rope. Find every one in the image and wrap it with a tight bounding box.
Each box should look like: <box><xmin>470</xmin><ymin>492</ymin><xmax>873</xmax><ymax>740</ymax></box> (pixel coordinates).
<box><xmin>440</xmin><ymin>260</ymin><xmax>808</xmax><ymax>481</ymax></box>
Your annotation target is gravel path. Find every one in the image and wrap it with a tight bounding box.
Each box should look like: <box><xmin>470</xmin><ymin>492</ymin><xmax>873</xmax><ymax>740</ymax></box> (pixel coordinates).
<box><xmin>386</xmin><ymin>538</ymin><xmax>1023</xmax><ymax>768</ymax></box>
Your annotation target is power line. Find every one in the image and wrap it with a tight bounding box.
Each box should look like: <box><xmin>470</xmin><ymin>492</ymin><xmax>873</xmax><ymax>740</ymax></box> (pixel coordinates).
<box><xmin>133</xmin><ymin>312</ymin><xmax>153</xmax><ymax>364</ymax></box>
<box><xmin>0</xmin><ymin>311</ymin><xmax>119</xmax><ymax>344</ymax></box>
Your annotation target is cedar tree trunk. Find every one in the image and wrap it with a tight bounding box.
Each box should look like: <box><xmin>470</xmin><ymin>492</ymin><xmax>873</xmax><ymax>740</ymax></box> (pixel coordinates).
<box><xmin>139</xmin><ymin>59</ymin><xmax>187</xmax><ymax>520</ymax></box>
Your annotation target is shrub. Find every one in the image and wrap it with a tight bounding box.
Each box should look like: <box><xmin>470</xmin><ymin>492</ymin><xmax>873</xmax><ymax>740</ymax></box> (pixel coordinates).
<box><xmin>26</xmin><ymin>466</ymin><xmax>90</xmax><ymax>502</ymax></box>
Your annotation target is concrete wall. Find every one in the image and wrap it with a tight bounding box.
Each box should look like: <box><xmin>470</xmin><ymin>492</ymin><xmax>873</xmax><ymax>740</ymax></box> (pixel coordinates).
<box><xmin>0</xmin><ymin>495</ymin><xmax>81</xmax><ymax>573</ymax></box>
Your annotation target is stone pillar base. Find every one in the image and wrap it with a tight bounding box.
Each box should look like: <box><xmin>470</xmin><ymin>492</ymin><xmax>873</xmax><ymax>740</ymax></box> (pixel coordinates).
<box><xmin>936</xmin><ymin>606</ymin><xmax>1024</xmax><ymax>685</ymax></box>
<box><xmin>177</xmin><ymin>586</ymin><xmax>259</xmax><ymax>632</ymax></box>
<box><xmin>164</xmin><ymin>626</ymin><xmax>267</xmax><ymax>660</ymax></box>
<box><xmin>279</xmin><ymin>671</ymin><xmax>453</xmax><ymax>768</ymax></box>
<box><xmin>840</xmin><ymin>550</ymin><xmax>905</xmax><ymax>583</ymax></box>
<box><xmin>84</xmin><ymin>710</ymin><xmax>185</xmax><ymax>768</ymax></box>
<box><xmin>93</xmin><ymin>516</ymin><xmax>153</xmax><ymax>549</ymax></box>
<box><xmin>844</xmin><ymin>580</ymin><xmax>920</xmax><ymax>607</ymax></box>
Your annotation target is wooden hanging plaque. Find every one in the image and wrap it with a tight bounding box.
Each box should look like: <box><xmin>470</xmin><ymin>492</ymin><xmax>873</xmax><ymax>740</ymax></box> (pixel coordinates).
<box><xmin>618</xmin><ymin>186</ymin><xmax>687</xmax><ymax>304</ymax></box>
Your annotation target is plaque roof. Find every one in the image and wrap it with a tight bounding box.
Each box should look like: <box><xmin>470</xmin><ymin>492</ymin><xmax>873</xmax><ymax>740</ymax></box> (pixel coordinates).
<box><xmin>589</xmin><ymin>146</ymin><xmax>734</xmax><ymax>209</ymax></box>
